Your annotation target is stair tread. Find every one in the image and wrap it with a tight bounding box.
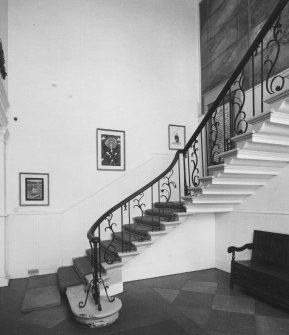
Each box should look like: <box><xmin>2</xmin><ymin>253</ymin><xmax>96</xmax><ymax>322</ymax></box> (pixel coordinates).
<box><xmin>115</xmin><ymin>231</ymin><xmax>148</xmax><ymax>243</ymax></box>
<box><xmin>134</xmin><ymin>214</ymin><xmax>176</xmax><ymax>225</ymax></box>
<box><xmin>154</xmin><ymin>201</ymin><xmax>186</xmax><ymax>211</ymax></box>
<box><xmin>73</xmin><ymin>256</ymin><xmax>92</xmax><ymax>277</ymax></box>
<box><xmin>57</xmin><ymin>266</ymin><xmax>83</xmax><ymax>293</ymax></box>
<box><xmin>101</xmin><ymin>240</ymin><xmax>135</xmax><ymax>256</ymax></box>
<box><xmin>85</xmin><ymin>249</ymin><xmax>106</xmax><ymax>271</ymax></box>
<box><xmin>124</xmin><ymin>223</ymin><xmax>161</xmax><ymax>236</ymax></box>
<box><xmin>145</xmin><ymin>208</ymin><xmax>176</xmax><ymax>219</ymax></box>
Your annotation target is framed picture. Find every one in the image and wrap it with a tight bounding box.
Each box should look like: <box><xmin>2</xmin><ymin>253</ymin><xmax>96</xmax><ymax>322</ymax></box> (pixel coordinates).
<box><xmin>168</xmin><ymin>124</ymin><xmax>186</xmax><ymax>150</ymax></box>
<box><xmin>96</xmin><ymin>128</ymin><xmax>125</xmax><ymax>171</ymax></box>
<box><xmin>19</xmin><ymin>173</ymin><xmax>49</xmax><ymax>206</ymax></box>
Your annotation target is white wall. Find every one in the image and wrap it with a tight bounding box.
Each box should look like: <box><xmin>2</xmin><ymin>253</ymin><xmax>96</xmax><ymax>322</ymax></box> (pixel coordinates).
<box><xmin>215</xmin><ymin>164</ymin><xmax>289</xmax><ymax>272</ymax></box>
<box><xmin>123</xmin><ymin>213</ymin><xmax>215</xmax><ymax>282</ymax></box>
<box><xmin>6</xmin><ymin>0</ymin><xmax>202</xmax><ymax>278</ymax></box>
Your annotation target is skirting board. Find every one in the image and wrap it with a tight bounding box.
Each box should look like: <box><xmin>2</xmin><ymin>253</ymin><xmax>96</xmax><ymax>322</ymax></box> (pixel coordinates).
<box><xmin>0</xmin><ymin>275</ymin><xmax>9</xmax><ymax>287</ymax></box>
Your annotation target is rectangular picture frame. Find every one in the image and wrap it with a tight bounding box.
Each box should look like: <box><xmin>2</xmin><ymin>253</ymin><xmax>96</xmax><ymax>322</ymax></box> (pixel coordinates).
<box><xmin>96</xmin><ymin>128</ymin><xmax>125</xmax><ymax>171</ymax></box>
<box><xmin>168</xmin><ymin>124</ymin><xmax>186</xmax><ymax>150</ymax></box>
<box><xmin>19</xmin><ymin>173</ymin><xmax>49</xmax><ymax>206</ymax></box>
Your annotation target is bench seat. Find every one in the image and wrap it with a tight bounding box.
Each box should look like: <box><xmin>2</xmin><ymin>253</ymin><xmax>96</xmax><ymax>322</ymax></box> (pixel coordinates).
<box><xmin>228</xmin><ymin>230</ymin><xmax>289</xmax><ymax>310</ymax></box>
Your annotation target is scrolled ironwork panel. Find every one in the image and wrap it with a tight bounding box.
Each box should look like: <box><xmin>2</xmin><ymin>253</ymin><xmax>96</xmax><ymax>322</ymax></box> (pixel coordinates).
<box><xmin>103</xmin><ymin>214</ymin><xmax>117</xmax><ymax>264</ymax></box>
<box><xmin>264</xmin><ymin>15</ymin><xmax>285</xmax><ymax>94</ymax></box>
<box><xmin>232</xmin><ymin>70</ymin><xmax>248</xmax><ymax>135</ymax></box>
<box><xmin>209</xmin><ymin>110</ymin><xmax>221</xmax><ymax>165</ymax></box>
<box><xmin>133</xmin><ymin>193</ymin><xmax>146</xmax><ymax>217</ymax></box>
<box><xmin>161</xmin><ymin>169</ymin><xmax>176</xmax><ymax>202</ymax></box>
<box><xmin>190</xmin><ymin>140</ymin><xmax>200</xmax><ymax>187</ymax></box>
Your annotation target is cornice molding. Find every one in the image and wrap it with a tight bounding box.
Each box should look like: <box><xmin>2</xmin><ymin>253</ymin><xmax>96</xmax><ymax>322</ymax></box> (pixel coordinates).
<box><xmin>0</xmin><ymin>78</ymin><xmax>8</xmax><ymax>128</ymax></box>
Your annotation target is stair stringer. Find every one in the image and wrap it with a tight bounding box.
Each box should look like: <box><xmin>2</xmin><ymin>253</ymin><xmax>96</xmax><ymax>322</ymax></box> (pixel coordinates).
<box><xmin>185</xmin><ymin>105</ymin><xmax>289</xmax><ymax>214</ymax></box>
<box><xmin>121</xmin><ymin>212</ymin><xmax>215</xmax><ymax>282</ymax></box>
<box><xmin>88</xmin><ymin>101</ymin><xmax>289</xmax><ymax>295</ymax></box>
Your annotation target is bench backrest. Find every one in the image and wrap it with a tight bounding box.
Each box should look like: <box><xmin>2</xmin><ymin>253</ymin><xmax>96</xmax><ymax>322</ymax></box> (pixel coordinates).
<box><xmin>252</xmin><ymin>230</ymin><xmax>289</xmax><ymax>269</ymax></box>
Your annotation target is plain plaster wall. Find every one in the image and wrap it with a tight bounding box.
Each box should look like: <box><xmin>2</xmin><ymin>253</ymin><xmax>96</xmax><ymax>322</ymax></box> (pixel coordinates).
<box><xmin>5</xmin><ymin>0</ymin><xmax>202</xmax><ymax>278</ymax></box>
<box><xmin>215</xmin><ymin>164</ymin><xmax>289</xmax><ymax>272</ymax></box>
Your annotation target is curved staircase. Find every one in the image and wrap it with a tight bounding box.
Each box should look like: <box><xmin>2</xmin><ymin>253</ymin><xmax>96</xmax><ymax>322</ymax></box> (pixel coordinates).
<box><xmin>55</xmin><ymin>0</ymin><xmax>289</xmax><ymax>326</ymax></box>
<box><xmin>57</xmin><ymin>97</ymin><xmax>289</xmax><ymax>326</ymax></box>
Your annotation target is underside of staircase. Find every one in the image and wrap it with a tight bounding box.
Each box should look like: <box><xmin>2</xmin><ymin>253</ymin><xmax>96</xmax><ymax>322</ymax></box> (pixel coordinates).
<box><xmin>56</xmin><ymin>94</ymin><xmax>289</xmax><ymax>326</ymax></box>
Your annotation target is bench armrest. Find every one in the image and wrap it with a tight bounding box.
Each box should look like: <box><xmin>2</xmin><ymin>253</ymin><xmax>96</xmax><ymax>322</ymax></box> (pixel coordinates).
<box><xmin>227</xmin><ymin>243</ymin><xmax>254</xmax><ymax>261</ymax></box>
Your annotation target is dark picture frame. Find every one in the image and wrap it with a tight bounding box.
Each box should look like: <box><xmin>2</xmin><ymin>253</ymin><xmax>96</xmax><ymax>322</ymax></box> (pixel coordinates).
<box><xmin>168</xmin><ymin>124</ymin><xmax>186</xmax><ymax>150</ymax></box>
<box><xmin>19</xmin><ymin>173</ymin><xmax>49</xmax><ymax>206</ymax></box>
<box><xmin>96</xmin><ymin>128</ymin><xmax>125</xmax><ymax>171</ymax></box>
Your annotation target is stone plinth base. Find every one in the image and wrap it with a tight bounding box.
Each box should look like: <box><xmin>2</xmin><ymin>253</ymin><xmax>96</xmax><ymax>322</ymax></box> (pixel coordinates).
<box><xmin>66</xmin><ymin>284</ymin><xmax>122</xmax><ymax>328</ymax></box>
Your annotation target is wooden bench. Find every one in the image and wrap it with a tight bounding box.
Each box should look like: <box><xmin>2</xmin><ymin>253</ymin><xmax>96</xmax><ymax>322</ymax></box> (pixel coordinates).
<box><xmin>228</xmin><ymin>230</ymin><xmax>289</xmax><ymax>310</ymax></box>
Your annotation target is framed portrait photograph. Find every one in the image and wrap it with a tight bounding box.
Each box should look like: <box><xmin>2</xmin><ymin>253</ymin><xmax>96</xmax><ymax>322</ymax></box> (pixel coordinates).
<box><xmin>168</xmin><ymin>124</ymin><xmax>186</xmax><ymax>150</ymax></box>
<box><xmin>19</xmin><ymin>173</ymin><xmax>49</xmax><ymax>206</ymax></box>
<box><xmin>97</xmin><ymin>128</ymin><xmax>125</xmax><ymax>171</ymax></box>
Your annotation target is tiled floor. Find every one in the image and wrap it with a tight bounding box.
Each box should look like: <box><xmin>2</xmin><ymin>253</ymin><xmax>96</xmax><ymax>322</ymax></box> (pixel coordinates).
<box><xmin>1</xmin><ymin>268</ymin><xmax>289</xmax><ymax>334</ymax></box>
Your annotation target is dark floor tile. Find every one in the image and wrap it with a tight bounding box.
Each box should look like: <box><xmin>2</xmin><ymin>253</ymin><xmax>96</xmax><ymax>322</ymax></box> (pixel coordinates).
<box><xmin>182</xmin><ymin>280</ymin><xmax>218</xmax><ymax>294</ymax></box>
<box><xmin>212</xmin><ymin>294</ymin><xmax>255</xmax><ymax>315</ymax></box>
<box><xmin>152</xmin><ymin>288</ymin><xmax>179</xmax><ymax>303</ymax></box>
<box><xmin>132</xmin><ymin>273</ymin><xmax>189</xmax><ymax>290</ymax></box>
<box><xmin>177</xmin><ymin>304</ymin><xmax>211</xmax><ymax>328</ymax></box>
<box><xmin>113</xmin><ymin>319</ymin><xmax>190</xmax><ymax>335</ymax></box>
<box><xmin>216</xmin><ymin>283</ymin><xmax>250</xmax><ymax>297</ymax></box>
<box><xmin>255</xmin><ymin>298</ymin><xmax>289</xmax><ymax>319</ymax></box>
<box><xmin>173</xmin><ymin>290</ymin><xmax>214</xmax><ymax>309</ymax></box>
<box><xmin>256</xmin><ymin>315</ymin><xmax>289</xmax><ymax>335</ymax></box>
<box><xmin>173</xmin><ymin>315</ymin><xmax>210</xmax><ymax>335</ymax></box>
<box><xmin>20</xmin><ymin>304</ymin><xmax>69</xmax><ymax>328</ymax></box>
<box><xmin>207</xmin><ymin>310</ymin><xmax>256</xmax><ymax>335</ymax></box>
<box><xmin>186</xmin><ymin>269</ymin><xmax>230</xmax><ymax>286</ymax></box>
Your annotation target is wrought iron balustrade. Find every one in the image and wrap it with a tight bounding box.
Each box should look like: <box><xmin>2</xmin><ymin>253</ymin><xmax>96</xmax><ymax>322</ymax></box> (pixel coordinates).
<box><xmin>84</xmin><ymin>0</ymin><xmax>289</xmax><ymax>312</ymax></box>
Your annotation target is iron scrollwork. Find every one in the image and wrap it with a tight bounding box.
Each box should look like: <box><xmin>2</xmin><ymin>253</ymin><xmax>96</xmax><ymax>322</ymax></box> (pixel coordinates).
<box><xmin>98</xmin><ymin>277</ymin><xmax>115</xmax><ymax>302</ymax></box>
<box><xmin>265</xmin><ymin>15</ymin><xmax>285</xmax><ymax>94</ymax></box>
<box><xmin>103</xmin><ymin>214</ymin><xmax>117</xmax><ymax>264</ymax></box>
<box><xmin>232</xmin><ymin>70</ymin><xmax>248</xmax><ymax>135</ymax></box>
<box><xmin>161</xmin><ymin>169</ymin><xmax>176</xmax><ymax>202</ymax></box>
<box><xmin>209</xmin><ymin>110</ymin><xmax>221</xmax><ymax>165</ymax></box>
<box><xmin>190</xmin><ymin>140</ymin><xmax>200</xmax><ymax>187</ymax></box>
<box><xmin>79</xmin><ymin>278</ymin><xmax>115</xmax><ymax>309</ymax></box>
<box><xmin>133</xmin><ymin>193</ymin><xmax>146</xmax><ymax>217</ymax></box>
<box><xmin>132</xmin><ymin>193</ymin><xmax>147</xmax><ymax>241</ymax></box>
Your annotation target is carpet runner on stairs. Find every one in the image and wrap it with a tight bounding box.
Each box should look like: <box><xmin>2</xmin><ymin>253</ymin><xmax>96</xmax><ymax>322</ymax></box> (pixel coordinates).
<box><xmin>57</xmin><ymin>201</ymin><xmax>186</xmax><ymax>294</ymax></box>
<box><xmin>56</xmin><ymin>201</ymin><xmax>186</xmax><ymax>327</ymax></box>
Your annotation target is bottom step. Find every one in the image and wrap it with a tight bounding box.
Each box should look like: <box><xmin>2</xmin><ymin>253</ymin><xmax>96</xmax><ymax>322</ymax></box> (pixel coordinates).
<box><xmin>66</xmin><ymin>284</ymin><xmax>122</xmax><ymax>328</ymax></box>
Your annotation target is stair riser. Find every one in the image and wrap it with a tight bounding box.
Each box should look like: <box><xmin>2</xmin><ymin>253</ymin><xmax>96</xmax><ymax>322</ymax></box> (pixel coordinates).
<box><xmin>184</xmin><ymin>195</ymin><xmax>246</xmax><ymax>204</ymax></box>
<box><xmin>133</xmin><ymin>242</ymin><xmax>153</xmax><ymax>252</ymax></box>
<box><xmin>118</xmin><ymin>251</ymin><xmax>140</xmax><ymax>265</ymax></box>
<box><xmin>223</xmin><ymin>157</ymin><xmax>287</xmax><ymax>168</ymax></box>
<box><xmin>251</xmin><ymin>120</ymin><xmax>289</xmax><ymax>136</ymax></box>
<box><xmin>186</xmin><ymin>206</ymin><xmax>233</xmax><ymax>213</ymax></box>
<box><xmin>148</xmin><ymin>232</ymin><xmax>167</xmax><ymax>243</ymax></box>
<box><xmin>210</xmin><ymin>171</ymin><xmax>277</xmax><ymax>179</ymax></box>
<box><xmin>235</xmin><ymin>141</ymin><xmax>289</xmax><ymax>153</ymax></box>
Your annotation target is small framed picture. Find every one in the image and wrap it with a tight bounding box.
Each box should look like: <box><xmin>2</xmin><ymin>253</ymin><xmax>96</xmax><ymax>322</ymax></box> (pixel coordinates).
<box><xmin>19</xmin><ymin>173</ymin><xmax>49</xmax><ymax>206</ymax></box>
<box><xmin>96</xmin><ymin>128</ymin><xmax>125</xmax><ymax>171</ymax></box>
<box><xmin>168</xmin><ymin>124</ymin><xmax>186</xmax><ymax>150</ymax></box>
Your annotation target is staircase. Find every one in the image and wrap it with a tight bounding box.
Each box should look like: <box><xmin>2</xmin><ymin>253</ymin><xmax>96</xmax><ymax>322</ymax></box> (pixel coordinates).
<box><xmin>55</xmin><ymin>0</ymin><xmax>289</xmax><ymax>327</ymax></box>
<box><xmin>57</xmin><ymin>94</ymin><xmax>289</xmax><ymax>327</ymax></box>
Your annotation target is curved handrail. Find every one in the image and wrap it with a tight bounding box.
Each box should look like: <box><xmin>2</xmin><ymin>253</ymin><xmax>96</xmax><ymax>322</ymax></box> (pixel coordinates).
<box><xmin>87</xmin><ymin>150</ymin><xmax>181</xmax><ymax>241</ymax></box>
<box><xmin>88</xmin><ymin>0</ymin><xmax>289</xmax><ymax>242</ymax></box>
